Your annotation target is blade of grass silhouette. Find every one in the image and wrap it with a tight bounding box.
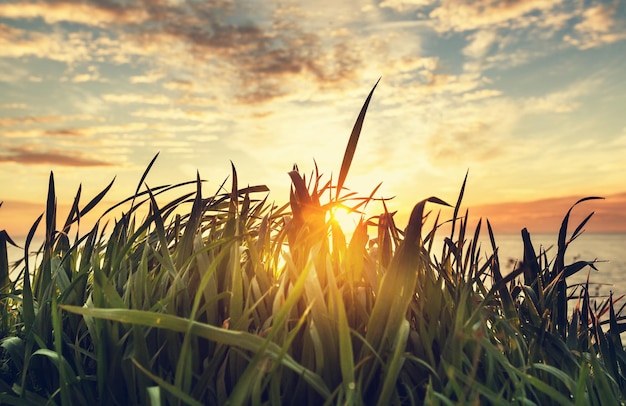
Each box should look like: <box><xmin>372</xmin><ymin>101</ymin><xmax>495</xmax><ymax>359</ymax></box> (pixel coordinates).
<box><xmin>553</xmin><ymin>196</ymin><xmax>604</xmax><ymax>278</ymax></box>
<box><xmin>0</xmin><ymin>230</ymin><xmax>18</xmax><ymax>292</ymax></box>
<box><xmin>449</xmin><ymin>170</ymin><xmax>468</xmax><ymax>241</ymax></box>
<box><xmin>79</xmin><ymin>177</ymin><xmax>115</xmax><ymax>218</ymax></box>
<box><xmin>130</xmin><ymin>153</ymin><xmax>159</xmax><ymax>211</ymax></box>
<box><xmin>22</xmin><ymin>214</ymin><xmax>42</xmax><ymax>337</ymax></box>
<box><xmin>552</xmin><ymin>196</ymin><xmax>603</xmax><ymax>338</ymax></box>
<box><xmin>37</xmin><ymin>171</ymin><xmax>56</xmax><ymax>299</ymax></box>
<box><xmin>336</xmin><ymin>78</ymin><xmax>380</xmax><ymax>200</ymax></box>
<box><xmin>61</xmin><ymin>184</ymin><xmax>81</xmax><ymax>235</ymax></box>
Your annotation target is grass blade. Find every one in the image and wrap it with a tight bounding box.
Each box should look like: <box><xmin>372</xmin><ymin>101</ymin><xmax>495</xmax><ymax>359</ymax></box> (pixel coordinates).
<box><xmin>336</xmin><ymin>78</ymin><xmax>380</xmax><ymax>198</ymax></box>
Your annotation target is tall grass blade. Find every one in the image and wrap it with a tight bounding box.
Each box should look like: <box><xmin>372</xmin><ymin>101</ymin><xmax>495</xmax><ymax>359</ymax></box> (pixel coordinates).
<box><xmin>336</xmin><ymin>78</ymin><xmax>380</xmax><ymax>198</ymax></box>
<box><xmin>61</xmin><ymin>309</ymin><xmax>331</xmax><ymax>398</ymax></box>
<box><xmin>0</xmin><ymin>230</ymin><xmax>17</xmax><ymax>293</ymax></box>
<box><xmin>22</xmin><ymin>214</ymin><xmax>42</xmax><ymax>336</ymax></box>
<box><xmin>449</xmin><ymin>170</ymin><xmax>468</xmax><ymax>241</ymax></box>
<box><xmin>552</xmin><ymin>196</ymin><xmax>603</xmax><ymax>338</ymax></box>
<box><xmin>131</xmin><ymin>153</ymin><xmax>159</xmax><ymax>209</ymax></box>
<box><xmin>376</xmin><ymin>319</ymin><xmax>409</xmax><ymax>406</ymax></box>
<box><xmin>79</xmin><ymin>177</ymin><xmax>116</xmax><ymax>217</ymax></box>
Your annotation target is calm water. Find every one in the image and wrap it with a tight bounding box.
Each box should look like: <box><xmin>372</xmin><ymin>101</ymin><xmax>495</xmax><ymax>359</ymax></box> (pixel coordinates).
<box><xmin>455</xmin><ymin>232</ymin><xmax>626</xmax><ymax>299</ymax></box>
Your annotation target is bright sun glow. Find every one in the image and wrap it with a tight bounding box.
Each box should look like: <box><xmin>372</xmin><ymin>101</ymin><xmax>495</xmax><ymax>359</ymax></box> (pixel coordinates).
<box><xmin>327</xmin><ymin>205</ymin><xmax>361</xmax><ymax>235</ymax></box>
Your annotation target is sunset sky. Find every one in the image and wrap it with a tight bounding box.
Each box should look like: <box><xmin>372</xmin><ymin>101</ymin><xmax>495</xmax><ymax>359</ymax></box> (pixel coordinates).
<box><xmin>1</xmin><ymin>0</ymin><xmax>626</xmax><ymax>237</ymax></box>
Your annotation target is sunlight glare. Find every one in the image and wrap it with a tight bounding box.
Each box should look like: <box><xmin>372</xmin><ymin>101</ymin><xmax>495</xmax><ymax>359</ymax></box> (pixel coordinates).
<box><xmin>327</xmin><ymin>205</ymin><xmax>360</xmax><ymax>236</ymax></box>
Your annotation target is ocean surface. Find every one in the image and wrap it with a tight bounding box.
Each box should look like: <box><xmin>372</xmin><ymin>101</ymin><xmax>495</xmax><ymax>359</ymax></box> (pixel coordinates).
<box><xmin>453</xmin><ymin>232</ymin><xmax>626</xmax><ymax>299</ymax></box>
<box><xmin>6</xmin><ymin>232</ymin><xmax>626</xmax><ymax>298</ymax></box>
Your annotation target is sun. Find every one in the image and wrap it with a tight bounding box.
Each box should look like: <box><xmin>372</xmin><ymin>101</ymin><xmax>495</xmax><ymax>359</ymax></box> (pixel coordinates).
<box><xmin>327</xmin><ymin>204</ymin><xmax>361</xmax><ymax>235</ymax></box>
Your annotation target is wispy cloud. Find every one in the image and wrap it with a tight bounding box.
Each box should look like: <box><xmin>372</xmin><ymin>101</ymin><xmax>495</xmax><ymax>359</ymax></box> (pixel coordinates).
<box><xmin>102</xmin><ymin>93</ymin><xmax>171</xmax><ymax>105</ymax></box>
<box><xmin>565</xmin><ymin>4</ymin><xmax>626</xmax><ymax>49</ymax></box>
<box><xmin>0</xmin><ymin>103</ymin><xmax>27</xmax><ymax>109</ymax></box>
<box><xmin>131</xmin><ymin>108</ymin><xmax>219</xmax><ymax>122</ymax></box>
<box><xmin>0</xmin><ymin>1</ymin><xmax>148</xmax><ymax>27</ymax></box>
<box><xmin>470</xmin><ymin>191</ymin><xmax>626</xmax><ymax>234</ymax></box>
<box><xmin>0</xmin><ymin>145</ymin><xmax>115</xmax><ymax>167</ymax></box>
<box><xmin>426</xmin><ymin>0</ymin><xmax>568</xmax><ymax>33</ymax></box>
<box><xmin>0</xmin><ymin>22</ymin><xmax>92</xmax><ymax>64</ymax></box>
<box><xmin>0</xmin><ymin>115</ymin><xmax>67</xmax><ymax>127</ymax></box>
<box><xmin>129</xmin><ymin>70</ymin><xmax>165</xmax><ymax>84</ymax></box>
<box><xmin>0</xmin><ymin>114</ymin><xmax>101</xmax><ymax>127</ymax></box>
<box><xmin>424</xmin><ymin>97</ymin><xmax>518</xmax><ymax>165</ymax></box>
<box><xmin>0</xmin><ymin>1</ymin><xmax>365</xmax><ymax>103</ymax></box>
<box><xmin>522</xmin><ymin>78</ymin><xmax>601</xmax><ymax>114</ymax></box>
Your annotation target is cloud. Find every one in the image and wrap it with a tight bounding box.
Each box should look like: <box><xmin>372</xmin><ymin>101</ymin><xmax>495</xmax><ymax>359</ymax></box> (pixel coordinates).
<box><xmin>461</xmin><ymin>89</ymin><xmax>502</xmax><ymax>102</ymax></box>
<box><xmin>130</xmin><ymin>70</ymin><xmax>165</xmax><ymax>84</ymax></box>
<box><xmin>1</xmin><ymin>1</ymin><xmax>365</xmax><ymax>104</ymax></box>
<box><xmin>421</xmin><ymin>76</ymin><xmax>601</xmax><ymax>168</ymax></box>
<box><xmin>102</xmin><ymin>93</ymin><xmax>171</xmax><ymax>105</ymax></box>
<box><xmin>131</xmin><ymin>108</ymin><xmax>219</xmax><ymax>122</ymax></box>
<box><xmin>1</xmin><ymin>121</ymin><xmax>158</xmax><ymax>141</ymax></box>
<box><xmin>0</xmin><ymin>116</ymin><xmax>66</xmax><ymax>127</ymax></box>
<box><xmin>564</xmin><ymin>4</ymin><xmax>626</xmax><ymax>49</ymax></box>
<box><xmin>1</xmin><ymin>102</ymin><xmax>27</xmax><ymax>109</ymax></box>
<box><xmin>379</xmin><ymin>0</ymin><xmax>436</xmax><ymax>12</ymax></box>
<box><xmin>422</xmin><ymin>94</ymin><xmax>522</xmax><ymax>166</ymax></box>
<box><xmin>0</xmin><ymin>1</ymin><xmax>148</xmax><ymax>27</ymax></box>
<box><xmin>0</xmin><ymin>146</ymin><xmax>115</xmax><ymax>167</ymax></box>
<box><xmin>470</xmin><ymin>191</ymin><xmax>626</xmax><ymax>234</ymax></box>
<box><xmin>427</xmin><ymin>119</ymin><xmax>504</xmax><ymax>165</ymax></box>
<box><xmin>43</xmin><ymin>128</ymin><xmax>86</xmax><ymax>137</ymax></box>
<box><xmin>427</xmin><ymin>0</ymin><xmax>567</xmax><ymax>33</ymax></box>
<box><xmin>185</xmin><ymin>134</ymin><xmax>219</xmax><ymax>143</ymax></box>
<box><xmin>0</xmin><ymin>22</ymin><xmax>96</xmax><ymax>64</ymax></box>
<box><xmin>420</xmin><ymin>0</ymin><xmax>626</xmax><ymax>58</ymax></box>
<box><xmin>71</xmin><ymin>73</ymin><xmax>100</xmax><ymax>83</ymax></box>
<box><xmin>422</xmin><ymin>71</ymin><xmax>488</xmax><ymax>95</ymax></box>
<box><xmin>0</xmin><ymin>113</ymin><xmax>101</xmax><ymax>127</ymax></box>
<box><xmin>522</xmin><ymin>79</ymin><xmax>599</xmax><ymax>114</ymax></box>
<box><xmin>463</xmin><ymin>29</ymin><xmax>497</xmax><ymax>59</ymax></box>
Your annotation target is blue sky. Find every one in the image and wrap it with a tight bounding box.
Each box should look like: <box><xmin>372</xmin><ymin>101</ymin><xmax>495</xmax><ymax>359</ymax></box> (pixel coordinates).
<box><xmin>1</xmin><ymin>0</ymin><xmax>626</xmax><ymax>235</ymax></box>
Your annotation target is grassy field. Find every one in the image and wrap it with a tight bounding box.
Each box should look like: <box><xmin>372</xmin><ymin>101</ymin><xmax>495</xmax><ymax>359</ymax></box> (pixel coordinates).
<box><xmin>2</xmin><ymin>83</ymin><xmax>626</xmax><ymax>405</ymax></box>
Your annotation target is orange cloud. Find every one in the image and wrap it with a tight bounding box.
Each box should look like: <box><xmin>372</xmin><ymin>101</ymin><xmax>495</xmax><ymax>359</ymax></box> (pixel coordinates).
<box><xmin>43</xmin><ymin>128</ymin><xmax>86</xmax><ymax>137</ymax></box>
<box><xmin>0</xmin><ymin>1</ymin><xmax>148</xmax><ymax>27</ymax></box>
<box><xmin>129</xmin><ymin>70</ymin><xmax>164</xmax><ymax>84</ymax></box>
<box><xmin>0</xmin><ymin>146</ymin><xmax>115</xmax><ymax>167</ymax></box>
<box><xmin>469</xmin><ymin>192</ymin><xmax>626</xmax><ymax>234</ymax></box>
<box><xmin>0</xmin><ymin>22</ymin><xmax>91</xmax><ymax>63</ymax></box>
<box><xmin>1</xmin><ymin>0</ymin><xmax>365</xmax><ymax>104</ymax></box>
<box><xmin>0</xmin><ymin>115</ymin><xmax>67</xmax><ymax>127</ymax></box>
<box><xmin>0</xmin><ymin>114</ymin><xmax>102</xmax><ymax>127</ymax></box>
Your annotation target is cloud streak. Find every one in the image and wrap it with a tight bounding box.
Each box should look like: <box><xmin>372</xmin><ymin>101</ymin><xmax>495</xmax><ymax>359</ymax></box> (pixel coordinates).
<box><xmin>470</xmin><ymin>192</ymin><xmax>626</xmax><ymax>234</ymax></box>
<box><xmin>0</xmin><ymin>146</ymin><xmax>115</xmax><ymax>167</ymax></box>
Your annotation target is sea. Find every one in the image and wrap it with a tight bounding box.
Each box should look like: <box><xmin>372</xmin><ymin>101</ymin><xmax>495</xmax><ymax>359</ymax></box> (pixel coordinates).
<box><xmin>479</xmin><ymin>232</ymin><xmax>626</xmax><ymax>299</ymax></box>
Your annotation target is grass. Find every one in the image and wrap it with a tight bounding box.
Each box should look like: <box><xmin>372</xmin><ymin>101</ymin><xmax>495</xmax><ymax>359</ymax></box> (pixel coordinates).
<box><xmin>2</xmin><ymin>82</ymin><xmax>626</xmax><ymax>405</ymax></box>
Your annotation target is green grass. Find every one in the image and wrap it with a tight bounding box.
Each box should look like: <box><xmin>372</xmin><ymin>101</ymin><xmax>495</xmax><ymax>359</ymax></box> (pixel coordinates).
<box><xmin>1</xmin><ymin>82</ymin><xmax>626</xmax><ymax>405</ymax></box>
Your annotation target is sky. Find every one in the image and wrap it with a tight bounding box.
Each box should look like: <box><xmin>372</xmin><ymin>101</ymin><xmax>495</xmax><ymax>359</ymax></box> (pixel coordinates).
<box><xmin>1</xmin><ymin>0</ymin><xmax>626</xmax><ymax>238</ymax></box>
